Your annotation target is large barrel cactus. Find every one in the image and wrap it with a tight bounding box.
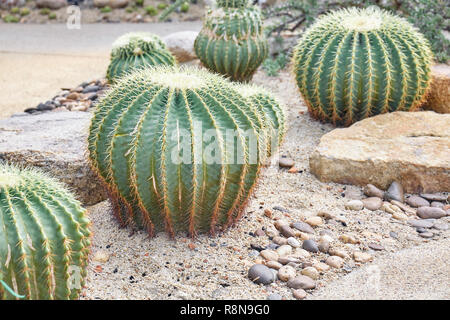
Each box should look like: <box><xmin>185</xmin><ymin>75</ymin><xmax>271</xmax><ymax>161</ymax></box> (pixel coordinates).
<box><xmin>88</xmin><ymin>66</ymin><xmax>267</xmax><ymax>237</ymax></box>
<box><xmin>0</xmin><ymin>164</ymin><xmax>91</xmax><ymax>300</ymax></box>
<box><xmin>194</xmin><ymin>0</ymin><xmax>268</xmax><ymax>82</ymax></box>
<box><xmin>292</xmin><ymin>7</ymin><xmax>433</xmax><ymax>126</ymax></box>
<box><xmin>107</xmin><ymin>32</ymin><xmax>176</xmax><ymax>83</ymax></box>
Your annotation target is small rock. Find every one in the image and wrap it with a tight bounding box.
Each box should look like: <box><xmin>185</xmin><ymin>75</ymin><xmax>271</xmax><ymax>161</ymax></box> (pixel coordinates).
<box><xmin>260</xmin><ymin>250</ymin><xmax>279</xmax><ymax>261</ymax></box>
<box><xmin>278</xmin><ymin>265</ymin><xmax>296</xmax><ymax>282</ymax></box>
<box><xmin>392</xmin><ymin>211</ymin><xmax>408</xmax><ymax>221</ymax></box>
<box><xmin>391</xmin><ymin>200</ymin><xmax>416</xmax><ymax>215</ymax></box>
<box><xmin>344</xmin><ymin>189</ymin><xmax>363</xmax><ymax>200</ymax></box>
<box><xmin>325</xmin><ymin>256</ymin><xmax>344</xmax><ymax>268</ymax></box>
<box><xmin>279</xmin><ymin>225</ymin><xmax>296</xmax><ymax>238</ymax></box>
<box><xmin>368</xmin><ymin>243</ymin><xmax>384</xmax><ymax>251</ymax></box>
<box><xmin>313</xmin><ymin>262</ymin><xmax>330</xmax><ymax>272</ymax></box>
<box><xmin>264</xmin><ymin>208</ymin><xmax>272</xmax><ymax>218</ymax></box>
<box><xmin>276</xmin><ymin>245</ymin><xmax>292</xmax><ymax>257</ymax></box>
<box><xmin>385</xmin><ymin>181</ymin><xmax>404</xmax><ymax>202</ymax></box>
<box><xmin>317</xmin><ymin>211</ymin><xmax>335</xmax><ymax>220</ymax></box>
<box><xmin>302</xmin><ymin>240</ymin><xmax>319</xmax><ymax>253</ymax></box>
<box><xmin>328</xmin><ymin>248</ymin><xmax>349</xmax><ymax>259</ymax></box>
<box><xmin>267</xmin><ymin>293</ymin><xmax>282</xmax><ymax>300</ymax></box>
<box><xmin>82</xmin><ymin>85</ymin><xmax>100</xmax><ymax>94</ymax></box>
<box><xmin>432</xmin><ymin>221</ymin><xmax>449</xmax><ymax>230</ymax></box>
<box><xmin>416</xmin><ymin>227</ymin><xmax>427</xmax><ymax>233</ymax></box>
<box><xmin>353</xmin><ymin>251</ymin><xmax>373</xmax><ymax>263</ymax></box>
<box><xmin>287</xmin><ymin>275</ymin><xmax>316</xmax><ymax>290</ymax></box>
<box><xmin>273</xmin><ymin>236</ymin><xmax>288</xmax><ymax>245</ymax></box>
<box><xmin>406</xmin><ymin>195</ymin><xmax>430</xmax><ymax>208</ymax></box>
<box><xmin>287</xmin><ymin>237</ymin><xmax>301</xmax><ymax>248</ymax></box>
<box><xmin>293</xmin><ymin>248</ymin><xmax>311</xmax><ymax>259</ymax></box>
<box><xmin>389</xmin><ymin>231</ymin><xmax>398</xmax><ymax>239</ymax></box>
<box><xmin>305</xmin><ymin>216</ymin><xmax>323</xmax><ymax>227</ymax></box>
<box><xmin>66</xmin><ymin>92</ymin><xmax>79</xmax><ymax>100</ymax></box>
<box><xmin>93</xmin><ymin>250</ymin><xmax>110</xmax><ymax>263</ymax></box>
<box><xmin>250</xmin><ymin>243</ymin><xmax>264</xmax><ymax>251</ymax></box>
<box><xmin>266</xmin><ymin>243</ymin><xmax>279</xmax><ymax>250</ymax></box>
<box><xmin>362</xmin><ymin>197</ymin><xmax>383</xmax><ymax>211</ymax></box>
<box><xmin>292</xmin><ymin>289</ymin><xmax>307</xmax><ymax>300</ymax></box>
<box><xmin>279</xmin><ymin>157</ymin><xmax>295</xmax><ymax>168</ymax></box>
<box><xmin>339</xmin><ymin>234</ymin><xmax>358</xmax><ymax>244</ymax></box>
<box><xmin>419</xmin><ymin>232</ymin><xmax>434</xmax><ymax>238</ymax></box>
<box><xmin>419</xmin><ymin>193</ymin><xmax>447</xmax><ymax>202</ymax></box>
<box><xmin>363</xmin><ymin>184</ymin><xmax>384</xmax><ymax>198</ymax></box>
<box><xmin>345</xmin><ymin>200</ymin><xmax>364</xmax><ymax>211</ymax></box>
<box><xmin>407</xmin><ymin>219</ymin><xmax>433</xmax><ymax>228</ymax></box>
<box><xmin>417</xmin><ymin>207</ymin><xmax>447</xmax><ymax>219</ymax></box>
<box><xmin>291</xmin><ymin>221</ymin><xmax>315</xmax><ymax>234</ymax></box>
<box><xmin>273</xmin><ymin>219</ymin><xmax>289</xmax><ymax>230</ymax></box>
<box><xmin>273</xmin><ymin>206</ymin><xmax>289</xmax><ymax>213</ymax></box>
<box><xmin>431</xmin><ymin>201</ymin><xmax>444</xmax><ymax>209</ymax></box>
<box><xmin>301</xmin><ymin>267</ymin><xmax>319</xmax><ymax>280</ymax></box>
<box><xmin>248</xmin><ymin>264</ymin><xmax>275</xmax><ymax>285</ymax></box>
<box><xmin>266</xmin><ymin>261</ymin><xmax>282</xmax><ymax>270</ymax></box>
<box><xmin>254</xmin><ymin>229</ymin><xmax>265</xmax><ymax>237</ymax></box>
<box><xmin>278</xmin><ymin>257</ymin><xmax>300</xmax><ymax>265</ymax></box>
<box><xmin>318</xmin><ymin>240</ymin><xmax>330</xmax><ymax>253</ymax></box>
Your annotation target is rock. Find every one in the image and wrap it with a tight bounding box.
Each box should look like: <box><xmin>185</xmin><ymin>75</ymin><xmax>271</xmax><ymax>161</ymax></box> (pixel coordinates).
<box><xmin>385</xmin><ymin>181</ymin><xmax>404</xmax><ymax>202</ymax></box>
<box><xmin>407</xmin><ymin>219</ymin><xmax>433</xmax><ymax>228</ymax></box>
<box><xmin>432</xmin><ymin>222</ymin><xmax>449</xmax><ymax>231</ymax></box>
<box><xmin>417</xmin><ymin>207</ymin><xmax>447</xmax><ymax>219</ymax></box>
<box><xmin>279</xmin><ymin>225</ymin><xmax>296</xmax><ymax>238</ymax></box>
<box><xmin>305</xmin><ymin>216</ymin><xmax>323</xmax><ymax>227</ymax></box>
<box><xmin>419</xmin><ymin>193</ymin><xmax>448</xmax><ymax>202</ymax></box>
<box><xmin>273</xmin><ymin>219</ymin><xmax>289</xmax><ymax>230</ymax></box>
<box><xmin>266</xmin><ymin>261</ymin><xmax>282</xmax><ymax>270</ymax></box>
<box><xmin>292</xmin><ymin>289</ymin><xmax>307</xmax><ymax>300</ymax></box>
<box><xmin>291</xmin><ymin>221</ymin><xmax>315</xmax><ymax>234</ymax></box>
<box><xmin>93</xmin><ymin>0</ymin><xmax>109</xmax><ymax>7</ymax></box>
<box><xmin>278</xmin><ymin>157</ymin><xmax>295</xmax><ymax>168</ymax></box>
<box><xmin>345</xmin><ymin>200</ymin><xmax>364</xmax><ymax>211</ymax></box>
<box><xmin>93</xmin><ymin>250</ymin><xmax>110</xmax><ymax>263</ymax></box>
<box><xmin>406</xmin><ymin>195</ymin><xmax>430</xmax><ymax>208</ymax></box>
<box><xmin>267</xmin><ymin>293</ymin><xmax>282</xmax><ymax>300</ymax></box>
<box><xmin>325</xmin><ymin>256</ymin><xmax>344</xmax><ymax>268</ymax></box>
<box><xmin>392</xmin><ymin>211</ymin><xmax>408</xmax><ymax>221</ymax></box>
<box><xmin>390</xmin><ymin>200</ymin><xmax>416</xmax><ymax>215</ymax></box>
<box><xmin>248</xmin><ymin>264</ymin><xmax>275</xmax><ymax>285</ymax></box>
<box><xmin>363</xmin><ymin>184</ymin><xmax>384</xmax><ymax>198</ymax></box>
<box><xmin>36</xmin><ymin>0</ymin><xmax>67</xmax><ymax>9</ymax></box>
<box><xmin>423</xmin><ymin>64</ymin><xmax>450</xmax><ymax>114</ymax></box>
<box><xmin>273</xmin><ymin>236</ymin><xmax>287</xmax><ymax>245</ymax></box>
<box><xmin>301</xmin><ymin>267</ymin><xmax>319</xmax><ymax>280</ymax></box>
<box><xmin>82</xmin><ymin>85</ymin><xmax>100</xmax><ymax>94</ymax></box>
<box><xmin>163</xmin><ymin>31</ymin><xmax>198</xmax><ymax>63</ymax></box>
<box><xmin>0</xmin><ymin>112</ymin><xmax>106</xmax><ymax>205</ymax></box>
<box><xmin>254</xmin><ymin>229</ymin><xmax>265</xmax><ymax>237</ymax></box>
<box><xmin>317</xmin><ymin>211</ymin><xmax>335</xmax><ymax>220</ymax></box>
<box><xmin>339</xmin><ymin>234</ymin><xmax>358</xmax><ymax>244</ymax></box>
<box><xmin>353</xmin><ymin>251</ymin><xmax>373</xmax><ymax>263</ymax></box>
<box><xmin>260</xmin><ymin>249</ymin><xmax>279</xmax><ymax>261</ymax></box>
<box><xmin>328</xmin><ymin>248</ymin><xmax>349</xmax><ymax>259</ymax></box>
<box><xmin>419</xmin><ymin>232</ymin><xmax>434</xmax><ymax>239</ymax></box>
<box><xmin>287</xmin><ymin>237</ymin><xmax>301</xmax><ymax>248</ymax></box>
<box><xmin>382</xmin><ymin>202</ymin><xmax>404</xmax><ymax>216</ymax></box>
<box><xmin>313</xmin><ymin>262</ymin><xmax>330</xmax><ymax>272</ymax></box>
<box><xmin>344</xmin><ymin>189</ymin><xmax>363</xmax><ymax>200</ymax></box>
<box><xmin>302</xmin><ymin>240</ymin><xmax>318</xmax><ymax>253</ymax></box>
<box><xmin>287</xmin><ymin>275</ymin><xmax>316</xmax><ymax>290</ymax></box>
<box><xmin>362</xmin><ymin>197</ymin><xmax>383</xmax><ymax>211</ymax></box>
<box><xmin>278</xmin><ymin>257</ymin><xmax>300</xmax><ymax>265</ymax></box>
<box><xmin>276</xmin><ymin>245</ymin><xmax>292</xmax><ymax>257</ymax></box>
<box><xmin>431</xmin><ymin>201</ymin><xmax>444</xmax><ymax>209</ymax></box>
<box><xmin>278</xmin><ymin>265</ymin><xmax>296</xmax><ymax>282</ymax></box>
<box><xmin>309</xmin><ymin>112</ymin><xmax>450</xmax><ymax>193</ymax></box>
<box><xmin>368</xmin><ymin>243</ymin><xmax>384</xmax><ymax>251</ymax></box>
<box><xmin>318</xmin><ymin>240</ymin><xmax>330</xmax><ymax>253</ymax></box>
<box><xmin>109</xmin><ymin>0</ymin><xmax>129</xmax><ymax>8</ymax></box>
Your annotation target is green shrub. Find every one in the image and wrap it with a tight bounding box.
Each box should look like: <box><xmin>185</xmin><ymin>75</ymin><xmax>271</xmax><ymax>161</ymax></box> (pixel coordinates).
<box><xmin>145</xmin><ymin>5</ymin><xmax>157</xmax><ymax>16</ymax></box>
<box><xmin>262</xmin><ymin>52</ymin><xmax>288</xmax><ymax>77</ymax></box>
<box><xmin>180</xmin><ymin>2</ymin><xmax>189</xmax><ymax>12</ymax></box>
<box><xmin>157</xmin><ymin>3</ymin><xmax>167</xmax><ymax>10</ymax></box>
<box><xmin>10</xmin><ymin>7</ymin><xmax>19</xmax><ymax>14</ymax></box>
<box><xmin>3</xmin><ymin>15</ymin><xmax>19</xmax><ymax>23</ymax></box>
<box><xmin>135</xmin><ymin>0</ymin><xmax>144</xmax><ymax>7</ymax></box>
<box><xmin>100</xmin><ymin>6</ymin><xmax>112</xmax><ymax>13</ymax></box>
<box><xmin>48</xmin><ymin>12</ymin><xmax>56</xmax><ymax>19</ymax></box>
<box><xmin>20</xmin><ymin>8</ymin><xmax>30</xmax><ymax>16</ymax></box>
<box><xmin>125</xmin><ymin>7</ymin><xmax>134</xmax><ymax>13</ymax></box>
<box><xmin>40</xmin><ymin>8</ymin><xmax>50</xmax><ymax>15</ymax></box>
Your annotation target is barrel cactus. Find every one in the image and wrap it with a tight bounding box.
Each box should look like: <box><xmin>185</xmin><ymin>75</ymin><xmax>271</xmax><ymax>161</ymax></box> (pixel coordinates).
<box><xmin>292</xmin><ymin>7</ymin><xmax>433</xmax><ymax>126</ymax></box>
<box><xmin>194</xmin><ymin>0</ymin><xmax>268</xmax><ymax>82</ymax></box>
<box><xmin>88</xmin><ymin>66</ymin><xmax>267</xmax><ymax>237</ymax></box>
<box><xmin>107</xmin><ymin>32</ymin><xmax>176</xmax><ymax>83</ymax></box>
<box><xmin>235</xmin><ymin>84</ymin><xmax>286</xmax><ymax>157</ymax></box>
<box><xmin>0</xmin><ymin>164</ymin><xmax>91</xmax><ymax>300</ymax></box>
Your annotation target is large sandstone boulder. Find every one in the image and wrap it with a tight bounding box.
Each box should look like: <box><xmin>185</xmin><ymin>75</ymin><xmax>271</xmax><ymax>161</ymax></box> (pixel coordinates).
<box><xmin>310</xmin><ymin>111</ymin><xmax>450</xmax><ymax>193</ymax></box>
<box><xmin>163</xmin><ymin>31</ymin><xmax>198</xmax><ymax>63</ymax></box>
<box><xmin>0</xmin><ymin>111</ymin><xmax>106</xmax><ymax>205</ymax></box>
<box><xmin>423</xmin><ymin>64</ymin><xmax>450</xmax><ymax>114</ymax></box>
<box><xmin>36</xmin><ymin>0</ymin><xmax>67</xmax><ymax>9</ymax></box>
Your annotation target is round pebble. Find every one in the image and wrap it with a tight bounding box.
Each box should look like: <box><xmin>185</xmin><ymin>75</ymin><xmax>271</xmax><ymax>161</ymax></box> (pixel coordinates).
<box><xmin>248</xmin><ymin>264</ymin><xmax>275</xmax><ymax>285</ymax></box>
<box><xmin>260</xmin><ymin>249</ymin><xmax>279</xmax><ymax>261</ymax></box>
<box><xmin>276</xmin><ymin>245</ymin><xmax>292</xmax><ymax>257</ymax></box>
<box><xmin>279</xmin><ymin>157</ymin><xmax>295</xmax><ymax>168</ymax></box>
<box><xmin>406</xmin><ymin>195</ymin><xmax>430</xmax><ymax>208</ymax></box>
<box><xmin>301</xmin><ymin>267</ymin><xmax>319</xmax><ymax>280</ymax></box>
<box><xmin>291</xmin><ymin>221</ymin><xmax>315</xmax><ymax>234</ymax></box>
<box><xmin>287</xmin><ymin>237</ymin><xmax>301</xmax><ymax>248</ymax></box>
<box><xmin>305</xmin><ymin>216</ymin><xmax>323</xmax><ymax>227</ymax></box>
<box><xmin>292</xmin><ymin>289</ymin><xmax>307</xmax><ymax>300</ymax></box>
<box><xmin>326</xmin><ymin>255</ymin><xmax>344</xmax><ymax>268</ymax></box>
<box><xmin>287</xmin><ymin>275</ymin><xmax>316</xmax><ymax>290</ymax></box>
<box><xmin>278</xmin><ymin>265</ymin><xmax>296</xmax><ymax>282</ymax></box>
<box><xmin>345</xmin><ymin>200</ymin><xmax>364</xmax><ymax>211</ymax></box>
<box><xmin>302</xmin><ymin>240</ymin><xmax>319</xmax><ymax>253</ymax></box>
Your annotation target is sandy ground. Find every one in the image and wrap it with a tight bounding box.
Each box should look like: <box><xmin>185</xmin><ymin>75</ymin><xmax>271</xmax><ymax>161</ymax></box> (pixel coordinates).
<box><xmin>81</xmin><ymin>70</ymin><xmax>450</xmax><ymax>300</ymax></box>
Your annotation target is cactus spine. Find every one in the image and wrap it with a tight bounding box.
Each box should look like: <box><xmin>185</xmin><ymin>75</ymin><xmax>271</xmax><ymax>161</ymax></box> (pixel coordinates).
<box><xmin>107</xmin><ymin>32</ymin><xmax>176</xmax><ymax>83</ymax></box>
<box><xmin>88</xmin><ymin>66</ymin><xmax>270</xmax><ymax>237</ymax></box>
<box><xmin>194</xmin><ymin>0</ymin><xmax>268</xmax><ymax>82</ymax></box>
<box><xmin>292</xmin><ymin>7</ymin><xmax>433</xmax><ymax>126</ymax></box>
<box><xmin>0</xmin><ymin>164</ymin><xmax>91</xmax><ymax>300</ymax></box>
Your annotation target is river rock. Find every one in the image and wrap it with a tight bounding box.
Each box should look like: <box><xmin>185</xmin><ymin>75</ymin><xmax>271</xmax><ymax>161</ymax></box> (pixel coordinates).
<box><xmin>291</xmin><ymin>221</ymin><xmax>315</xmax><ymax>234</ymax></box>
<box><xmin>266</xmin><ymin>261</ymin><xmax>282</xmax><ymax>270</ymax></box>
<box><xmin>0</xmin><ymin>112</ymin><xmax>106</xmax><ymax>205</ymax></box>
<box><xmin>309</xmin><ymin>112</ymin><xmax>450</xmax><ymax>193</ymax></box>
<box><xmin>163</xmin><ymin>31</ymin><xmax>198</xmax><ymax>63</ymax></box>
<box><xmin>278</xmin><ymin>265</ymin><xmax>296</xmax><ymax>282</ymax></box>
<box><xmin>353</xmin><ymin>251</ymin><xmax>373</xmax><ymax>263</ymax></box>
<box><xmin>305</xmin><ymin>216</ymin><xmax>323</xmax><ymax>227</ymax></box>
<box><xmin>431</xmin><ymin>201</ymin><xmax>444</xmax><ymax>209</ymax></box>
<box><xmin>419</xmin><ymin>193</ymin><xmax>448</xmax><ymax>202</ymax></box>
<box><xmin>345</xmin><ymin>200</ymin><xmax>364</xmax><ymax>211</ymax></box>
<box><xmin>260</xmin><ymin>250</ymin><xmax>279</xmax><ymax>261</ymax></box>
<box><xmin>406</xmin><ymin>195</ymin><xmax>430</xmax><ymax>208</ymax></box>
<box><xmin>287</xmin><ymin>237</ymin><xmax>301</xmax><ymax>248</ymax></box>
<box><xmin>362</xmin><ymin>197</ymin><xmax>383</xmax><ymax>211</ymax></box>
<box><xmin>325</xmin><ymin>256</ymin><xmax>344</xmax><ymax>268</ymax></box>
<box><xmin>292</xmin><ymin>289</ymin><xmax>307</xmax><ymax>300</ymax></box>
<box><xmin>278</xmin><ymin>157</ymin><xmax>295</xmax><ymax>168</ymax></box>
<box><xmin>417</xmin><ymin>207</ymin><xmax>447</xmax><ymax>219</ymax></box>
<box><xmin>302</xmin><ymin>240</ymin><xmax>318</xmax><ymax>253</ymax></box>
<box><xmin>276</xmin><ymin>245</ymin><xmax>292</xmax><ymax>257</ymax></box>
<box><xmin>423</xmin><ymin>64</ymin><xmax>450</xmax><ymax>114</ymax></box>
<box><xmin>279</xmin><ymin>225</ymin><xmax>296</xmax><ymax>238</ymax></box>
<box><xmin>385</xmin><ymin>181</ymin><xmax>404</xmax><ymax>202</ymax></box>
<box><xmin>109</xmin><ymin>0</ymin><xmax>129</xmax><ymax>8</ymax></box>
<box><xmin>287</xmin><ymin>275</ymin><xmax>316</xmax><ymax>290</ymax></box>
<box><xmin>36</xmin><ymin>0</ymin><xmax>67</xmax><ymax>9</ymax></box>
<box><xmin>301</xmin><ymin>267</ymin><xmax>319</xmax><ymax>280</ymax></box>
<box><xmin>363</xmin><ymin>184</ymin><xmax>384</xmax><ymax>198</ymax></box>
<box><xmin>407</xmin><ymin>219</ymin><xmax>433</xmax><ymax>228</ymax></box>
<box><xmin>248</xmin><ymin>264</ymin><xmax>275</xmax><ymax>285</ymax></box>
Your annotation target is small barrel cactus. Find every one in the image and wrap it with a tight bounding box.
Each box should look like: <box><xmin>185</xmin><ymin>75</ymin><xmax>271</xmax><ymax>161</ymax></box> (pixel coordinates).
<box><xmin>194</xmin><ymin>1</ymin><xmax>268</xmax><ymax>82</ymax></box>
<box><xmin>0</xmin><ymin>164</ymin><xmax>91</xmax><ymax>300</ymax></box>
<box><xmin>107</xmin><ymin>32</ymin><xmax>176</xmax><ymax>83</ymax></box>
<box><xmin>292</xmin><ymin>7</ymin><xmax>433</xmax><ymax>126</ymax></box>
<box><xmin>88</xmin><ymin>66</ymin><xmax>266</xmax><ymax>237</ymax></box>
<box><xmin>234</xmin><ymin>84</ymin><xmax>286</xmax><ymax>157</ymax></box>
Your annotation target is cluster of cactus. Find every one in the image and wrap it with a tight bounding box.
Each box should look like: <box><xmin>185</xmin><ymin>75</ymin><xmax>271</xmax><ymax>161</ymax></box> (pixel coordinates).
<box><xmin>292</xmin><ymin>7</ymin><xmax>433</xmax><ymax>126</ymax></box>
<box><xmin>0</xmin><ymin>164</ymin><xmax>91</xmax><ymax>300</ymax></box>
<box><xmin>194</xmin><ymin>0</ymin><xmax>268</xmax><ymax>82</ymax></box>
<box><xmin>88</xmin><ymin>66</ymin><xmax>285</xmax><ymax>237</ymax></box>
<box><xmin>106</xmin><ymin>32</ymin><xmax>176</xmax><ymax>83</ymax></box>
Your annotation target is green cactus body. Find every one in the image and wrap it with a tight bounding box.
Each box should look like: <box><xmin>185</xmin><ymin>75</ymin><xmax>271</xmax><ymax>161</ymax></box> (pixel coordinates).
<box><xmin>0</xmin><ymin>164</ymin><xmax>91</xmax><ymax>300</ymax></box>
<box><xmin>292</xmin><ymin>7</ymin><xmax>433</xmax><ymax>126</ymax></box>
<box><xmin>194</xmin><ymin>3</ymin><xmax>268</xmax><ymax>82</ymax></box>
<box><xmin>235</xmin><ymin>84</ymin><xmax>286</xmax><ymax>157</ymax></box>
<box><xmin>107</xmin><ymin>32</ymin><xmax>176</xmax><ymax>83</ymax></box>
<box><xmin>216</xmin><ymin>0</ymin><xmax>248</xmax><ymax>8</ymax></box>
<box><xmin>88</xmin><ymin>66</ymin><xmax>265</xmax><ymax>237</ymax></box>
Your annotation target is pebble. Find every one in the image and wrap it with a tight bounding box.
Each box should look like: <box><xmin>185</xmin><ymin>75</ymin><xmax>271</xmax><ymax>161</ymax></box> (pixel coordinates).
<box><xmin>66</xmin><ymin>92</ymin><xmax>79</xmax><ymax>100</ymax></box>
<box><xmin>318</xmin><ymin>240</ymin><xmax>330</xmax><ymax>253</ymax></box>
<box><xmin>382</xmin><ymin>202</ymin><xmax>403</xmax><ymax>215</ymax></box>
<box><xmin>293</xmin><ymin>248</ymin><xmax>311</xmax><ymax>259</ymax></box>
<box><xmin>419</xmin><ymin>232</ymin><xmax>434</xmax><ymax>239</ymax></box>
<box><xmin>292</xmin><ymin>289</ymin><xmax>307</xmax><ymax>300</ymax></box>
<box><xmin>287</xmin><ymin>237</ymin><xmax>301</xmax><ymax>248</ymax></box>
<box><xmin>353</xmin><ymin>251</ymin><xmax>373</xmax><ymax>263</ymax></box>
<box><xmin>301</xmin><ymin>267</ymin><xmax>319</xmax><ymax>280</ymax></box>
<box><xmin>432</xmin><ymin>222</ymin><xmax>449</xmax><ymax>230</ymax></box>
<box><xmin>420</xmin><ymin>193</ymin><xmax>447</xmax><ymax>202</ymax></box>
<box><xmin>385</xmin><ymin>181</ymin><xmax>404</xmax><ymax>202</ymax></box>
<box><xmin>389</xmin><ymin>231</ymin><xmax>399</xmax><ymax>239</ymax></box>
<box><xmin>302</xmin><ymin>240</ymin><xmax>319</xmax><ymax>253</ymax></box>
<box><xmin>328</xmin><ymin>248</ymin><xmax>349</xmax><ymax>259</ymax></box>
<box><xmin>362</xmin><ymin>197</ymin><xmax>383</xmax><ymax>211</ymax></box>
<box><xmin>431</xmin><ymin>201</ymin><xmax>444</xmax><ymax>209</ymax></box>
<box><xmin>279</xmin><ymin>225</ymin><xmax>296</xmax><ymax>238</ymax></box>
<box><xmin>317</xmin><ymin>211</ymin><xmax>335</xmax><ymax>220</ymax></box>
<box><xmin>266</xmin><ymin>243</ymin><xmax>279</xmax><ymax>250</ymax></box>
<box><xmin>249</xmin><ymin>250</ymin><xmax>260</xmax><ymax>258</ymax></box>
<box><xmin>260</xmin><ymin>249</ymin><xmax>279</xmax><ymax>261</ymax></box>
<box><xmin>82</xmin><ymin>85</ymin><xmax>100</xmax><ymax>93</ymax></box>
<box><xmin>255</xmin><ymin>229</ymin><xmax>265</xmax><ymax>237</ymax></box>
<box><xmin>291</xmin><ymin>221</ymin><xmax>315</xmax><ymax>234</ymax></box>
<box><xmin>339</xmin><ymin>234</ymin><xmax>358</xmax><ymax>244</ymax></box>
<box><xmin>267</xmin><ymin>293</ymin><xmax>282</xmax><ymax>300</ymax></box>
<box><xmin>392</xmin><ymin>211</ymin><xmax>408</xmax><ymax>221</ymax></box>
<box><xmin>93</xmin><ymin>250</ymin><xmax>110</xmax><ymax>263</ymax></box>
<box><xmin>363</xmin><ymin>184</ymin><xmax>384</xmax><ymax>198</ymax></box>
<box><xmin>407</xmin><ymin>219</ymin><xmax>433</xmax><ymax>228</ymax></box>
<box><xmin>344</xmin><ymin>189</ymin><xmax>363</xmax><ymax>200</ymax></box>
<box><xmin>248</xmin><ymin>264</ymin><xmax>275</xmax><ymax>285</ymax></box>
<box><xmin>313</xmin><ymin>262</ymin><xmax>330</xmax><ymax>272</ymax></box>
<box><xmin>345</xmin><ymin>200</ymin><xmax>364</xmax><ymax>211</ymax></box>
<box><xmin>273</xmin><ymin>206</ymin><xmax>289</xmax><ymax>213</ymax></box>
<box><xmin>266</xmin><ymin>261</ymin><xmax>283</xmax><ymax>270</ymax></box>
<box><xmin>278</xmin><ymin>265</ymin><xmax>297</xmax><ymax>282</ymax></box>
<box><xmin>417</xmin><ymin>207</ymin><xmax>447</xmax><ymax>219</ymax></box>
<box><xmin>305</xmin><ymin>216</ymin><xmax>323</xmax><ymax>227</ymax></box>
<box><xmin>273</xmin><ymin>219</ymin><xmax>289</xmax><ymax>230</ymax></box>
<box><xmin>278</xmin><ymin>257</ymin><xmax>300</xmax><ymax>265</ymax></box>
<box><xmin>273</xmin><ymin>236</ymin><xmax>288</xmax><ymax>245</ymax></box>
<box><xmin>391</xmin><ymin>200</ymin><xmax>416</xmax><ymax>215</ymax></box>
<box><xmin>406</xmin><ymin>195</ymin><xmax>430</xmax><ymax>208</ymax></box>
<box><xmin>279</xmin><ymin>157</ymin><xmax>295</xmax><ymax>168</ymax></box>
<box><xmin>368</xmin><ymin>243</ymin><xmax>384</xmax><ymax>251</ymax></box>
<box><xmin>287</xmin><ymin>275</ymin><xmax>316</xmax><ymax>290</ymax></box>
<box><xmin>325</xmin><ymin>256</ymin><xmax>344</xmax><ymax>268</ymax></box>
<box><xmin>276</xmin><ymin>245</ymin><xmax>293</xmax><ymax>257</ymax></box>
